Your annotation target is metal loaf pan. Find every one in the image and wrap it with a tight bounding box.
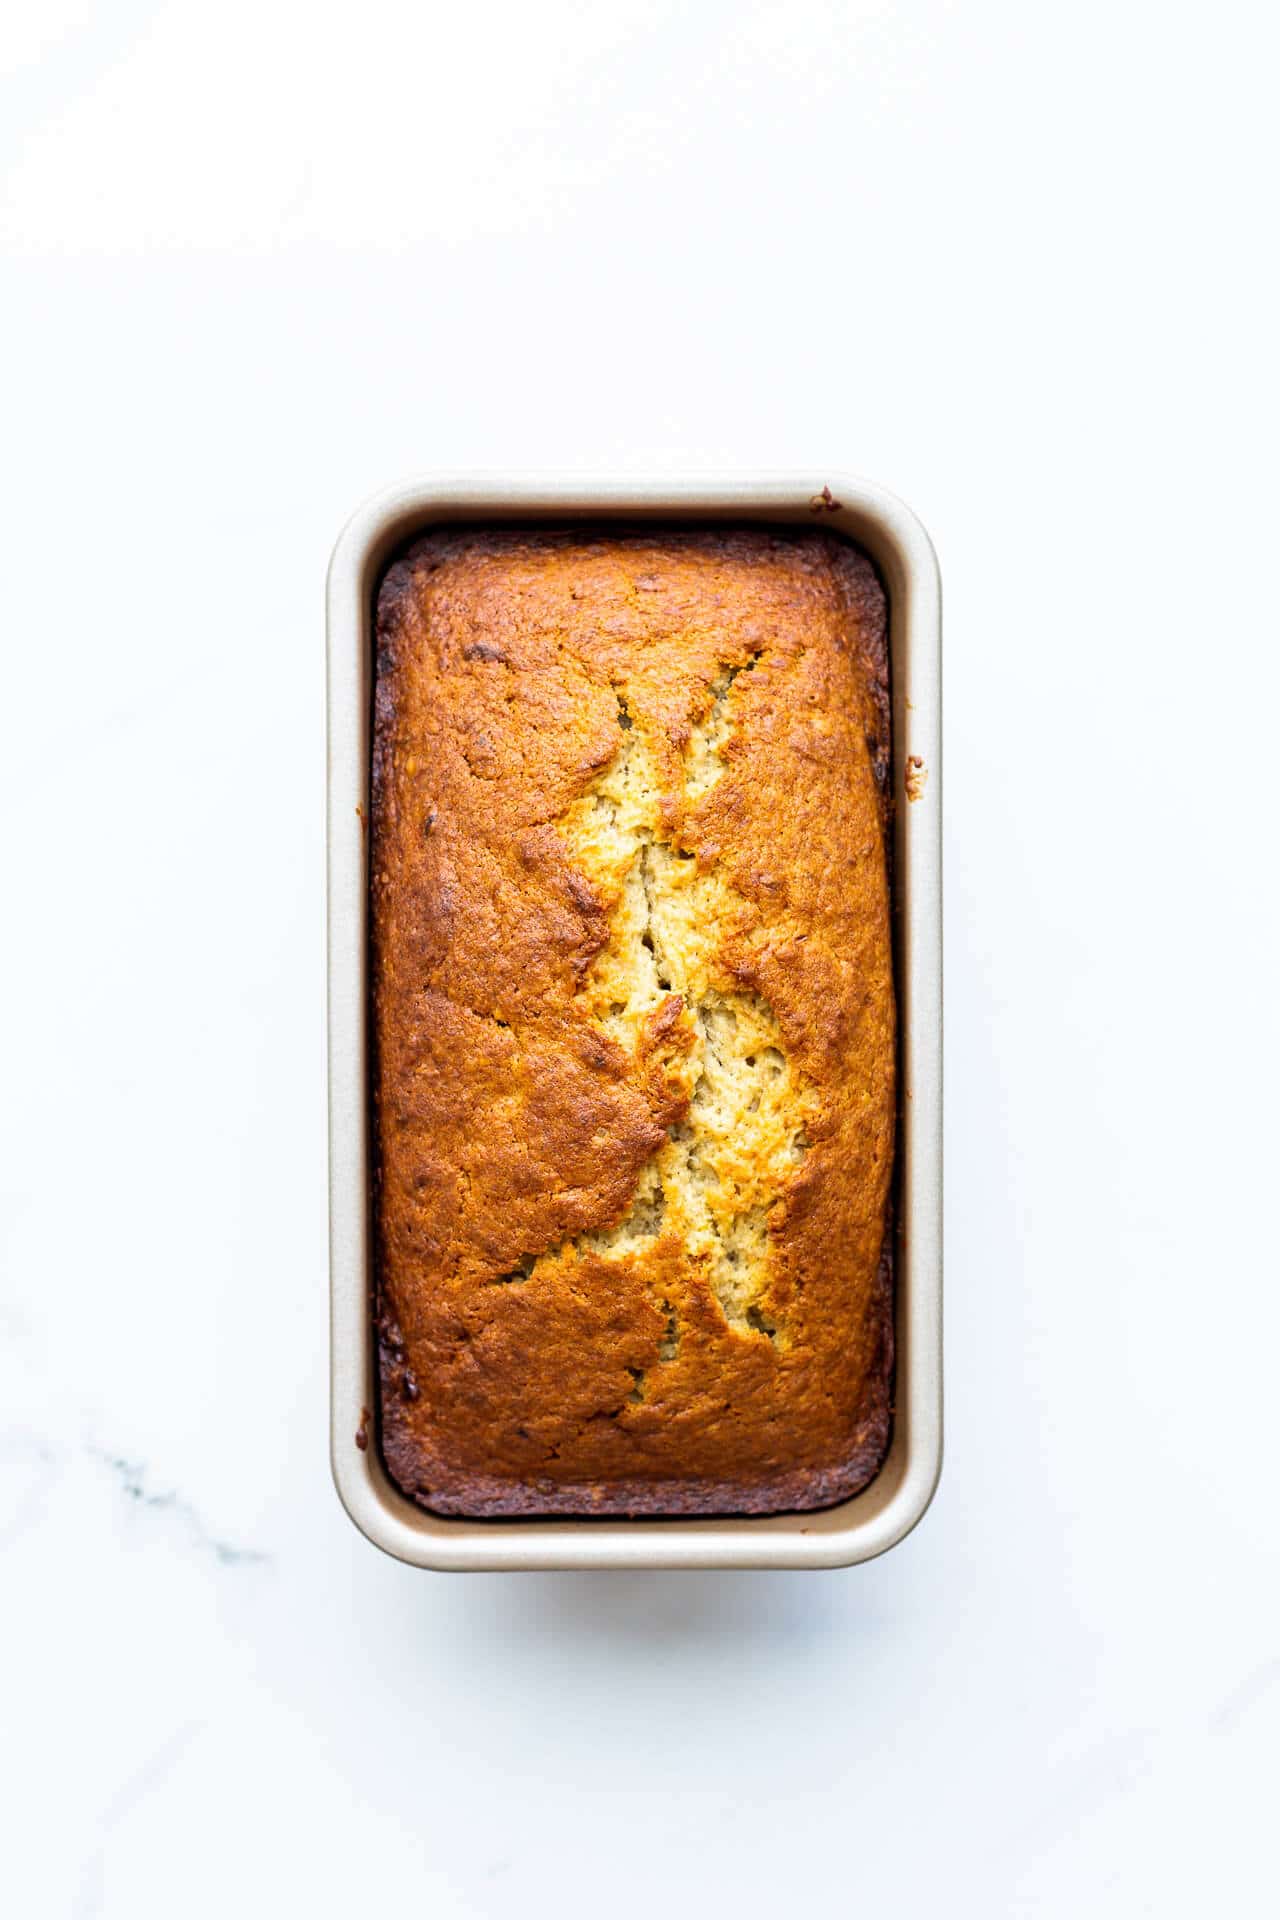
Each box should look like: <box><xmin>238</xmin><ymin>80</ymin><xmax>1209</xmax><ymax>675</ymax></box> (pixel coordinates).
<box><xmin>327</xmin><ymin>475</ymin><xmax>941</xmax><ymax>1570</ymax></box>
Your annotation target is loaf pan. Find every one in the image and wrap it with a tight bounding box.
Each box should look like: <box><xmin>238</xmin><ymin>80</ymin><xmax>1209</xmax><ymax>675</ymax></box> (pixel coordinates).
<box><xmin>327</xmin><ymin>475</ymin><xmax>941</xmax><ymax>1570</ymax></box>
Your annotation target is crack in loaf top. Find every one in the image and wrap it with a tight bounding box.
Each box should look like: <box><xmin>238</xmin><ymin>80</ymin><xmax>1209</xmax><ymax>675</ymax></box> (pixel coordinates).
<box><xmin>370</xmin><ymin>527</ymin><xmax>896</xmax><ymax>1518</ymax></box>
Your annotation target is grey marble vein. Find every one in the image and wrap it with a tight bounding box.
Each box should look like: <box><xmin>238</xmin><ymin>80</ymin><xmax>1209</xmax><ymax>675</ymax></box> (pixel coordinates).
<box><xmin>89</xmin><ymin>1447</ymin><xmax>273</xmax><ymax>1567</ymax></box>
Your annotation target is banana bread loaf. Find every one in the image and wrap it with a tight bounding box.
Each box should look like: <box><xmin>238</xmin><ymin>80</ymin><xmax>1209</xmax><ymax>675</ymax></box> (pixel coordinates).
<box><xmin>371</xmin><ymin>526</ymin><xmax>895</xmax><ymax>1517</ymax></box>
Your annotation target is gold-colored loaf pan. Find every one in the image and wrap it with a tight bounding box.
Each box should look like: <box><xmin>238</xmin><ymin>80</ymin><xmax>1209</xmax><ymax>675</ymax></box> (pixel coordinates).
<box><xmin>327</xmin><ymin>474</ymin><xmax>941</xmax><ymax>1570</ymax></box>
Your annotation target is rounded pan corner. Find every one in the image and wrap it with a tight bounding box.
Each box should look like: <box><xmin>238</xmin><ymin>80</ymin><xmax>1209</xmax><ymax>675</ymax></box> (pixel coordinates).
<box><xmin>329</xmin><ymin>1437</ymin><xmax>384</xmax><ymax>1556</ymax></box>
<box><xmin>819</xmin><ymin>466</ymin><xmax>940</xmax><ymax>558</ymax></box>
<box><xmin>329</xmin><ymin>1426</ymin><xmax>448</xmax><ymax>1572</ymax></box>
<box><xmin>852</xmin><ymin>1430</ymin><xmax>944</xmax><ymax>1567</ymax></box>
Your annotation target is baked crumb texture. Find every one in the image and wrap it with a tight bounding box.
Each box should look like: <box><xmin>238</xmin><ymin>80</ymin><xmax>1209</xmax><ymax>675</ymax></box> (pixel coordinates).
<box><xmin>371</xmin><ymin>529</ymin><xmax>895</xmax><ymax>1517</ymax></box>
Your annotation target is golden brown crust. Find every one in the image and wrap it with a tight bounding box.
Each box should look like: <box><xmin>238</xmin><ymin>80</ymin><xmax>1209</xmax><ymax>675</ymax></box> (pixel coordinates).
<box><xmin>371</xmin><ymin>527</ymin><xmax>895</xmax><ymax>1518</ymax></box>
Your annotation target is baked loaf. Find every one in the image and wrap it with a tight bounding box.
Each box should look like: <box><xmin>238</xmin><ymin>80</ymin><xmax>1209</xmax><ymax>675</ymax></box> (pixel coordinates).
<box><xmin>371</xmin><ymin>527</ymin><xmax>895</xmax><ymax>1517</ymax></box>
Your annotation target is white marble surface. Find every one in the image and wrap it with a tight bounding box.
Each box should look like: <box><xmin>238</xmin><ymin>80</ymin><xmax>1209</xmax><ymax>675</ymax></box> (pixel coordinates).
<box><xmin>3</xmin><ymin>3</ymin><xmax>1277</xmax><ymax>1915</ymax></box>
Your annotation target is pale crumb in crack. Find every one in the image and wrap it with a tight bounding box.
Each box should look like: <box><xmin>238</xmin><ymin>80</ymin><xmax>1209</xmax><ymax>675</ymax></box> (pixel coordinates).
<box><xmin>580</xmin><ymin>1164</ymin><xmax>665</xmax><ymax>1255</ymax></box>
<box><xmin>627</xmin><ymin>1367</ymin><xmax>646</xmax><ymax>1403</ymax></box>
<box><xmin>685</xmin><ymin>654</ymin><xmax>762</xmax><ymax>801</ymax></box>
<box><xmin>657</xmin><ymin>985</ymin><xmax>804</xmax><ymax>1336</ymax></box>
<box><xmin>685</xmin><ymin>1133</ymin><xmax>720</xmax><ymax>1190</ymax></box>
<box><xmin>493</xmin><ymin>1166</ymin><xmax>668</xmax><ymax>1286</ymax></box>
<box><xmin>524</xmin><ymin>677</ymin><xmax>817</xmax><ymax>1342</ymax></box>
